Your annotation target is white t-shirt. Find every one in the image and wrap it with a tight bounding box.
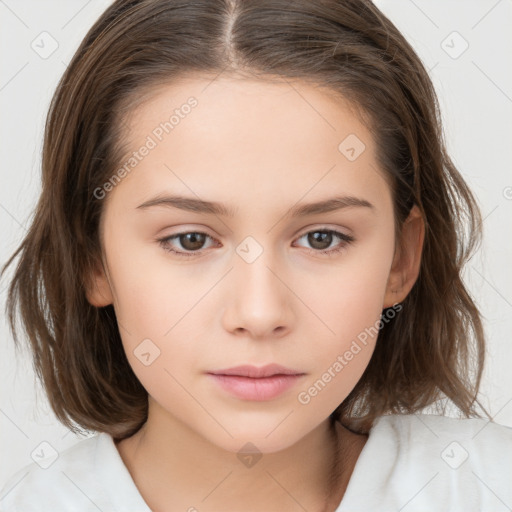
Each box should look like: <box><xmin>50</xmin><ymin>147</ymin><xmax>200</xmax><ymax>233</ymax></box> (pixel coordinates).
<box><xmin>1</xmin><ymin>413</ymin><xmax>511</xmax><ymax>511</ymax></box>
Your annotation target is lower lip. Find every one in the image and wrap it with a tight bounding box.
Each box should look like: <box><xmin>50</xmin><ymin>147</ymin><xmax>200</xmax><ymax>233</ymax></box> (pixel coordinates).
<box><xmin>207</xmin><ymin>373</ymin><xmax>305</xmax><ymax>401</ymax></box>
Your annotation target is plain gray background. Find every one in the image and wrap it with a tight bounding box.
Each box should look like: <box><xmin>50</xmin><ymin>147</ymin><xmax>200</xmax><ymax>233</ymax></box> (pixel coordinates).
<box><xmin>1</xmin><ymin>0</ymin><xmax>511</xmax><ymax>488</ymax></box>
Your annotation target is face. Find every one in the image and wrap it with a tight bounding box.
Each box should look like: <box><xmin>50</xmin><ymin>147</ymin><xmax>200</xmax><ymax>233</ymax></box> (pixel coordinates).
<box><xmin>88</xmin><ymin>76</ymin><xmax>421</xmax><ymax>453</ymax></box>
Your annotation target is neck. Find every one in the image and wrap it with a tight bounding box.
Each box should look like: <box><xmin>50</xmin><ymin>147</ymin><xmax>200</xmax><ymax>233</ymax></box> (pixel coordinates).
<box><xmin>115</xmin><ymin>402</ymin><xmax>366</xmax><ymax>512</ymax></box>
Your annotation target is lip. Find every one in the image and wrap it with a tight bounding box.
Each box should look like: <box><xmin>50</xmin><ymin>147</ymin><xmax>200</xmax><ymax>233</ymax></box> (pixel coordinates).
<box><xmin>209</xmin><ymin>364</ymin><xmax>303</xmax><ymax>378</ymax></box>
<box><xmin>206</xmin><ymin>364</ymin><xmax>306</xmax><ymax>401</ymax></box>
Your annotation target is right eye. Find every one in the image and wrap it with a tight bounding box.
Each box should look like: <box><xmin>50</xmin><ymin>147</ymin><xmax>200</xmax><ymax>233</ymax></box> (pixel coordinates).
<box><xmin>157</xmin><ymin>231</ymin><xmax>219</xmax><ymax>258</ymax></box>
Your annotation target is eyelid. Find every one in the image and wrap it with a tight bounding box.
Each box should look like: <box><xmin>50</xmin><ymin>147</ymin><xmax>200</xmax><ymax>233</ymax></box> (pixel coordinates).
<box><xmin>294</xmin><ymin>223</ymin><xmax>353</xmax><ymax>239</ymax></box>
<box><xmin>157</xmin><ymin>224</ymin><xmax>355</xmax><ymax>258</ymax></box>
<box><xmin>158</xmin><ymin>224</ymin><xmax>352</xmax><ymax>243</ymax></box>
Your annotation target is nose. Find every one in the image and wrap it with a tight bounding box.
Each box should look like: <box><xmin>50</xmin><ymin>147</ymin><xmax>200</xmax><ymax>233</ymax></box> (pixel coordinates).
<box><xmin>221</xmin><ymin>246</ymin><xmax>294</xmax><ymax>340</ymax></box>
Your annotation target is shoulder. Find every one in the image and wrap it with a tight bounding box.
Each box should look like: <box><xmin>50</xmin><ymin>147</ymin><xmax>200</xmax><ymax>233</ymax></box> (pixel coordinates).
<box><xmin>375</xmin><ymin>411</ymin><xmax>512</xmax><ymax>450</ymax></box>
<box><xmin>339</xmin><ymin>413</ymin><xmax>512</xmax><ymax>511</ymax></box>
<box><xmin>0</xmin><ymin>433</ymin><xmax>108</xmax><ymax>511</ymax></box>
<box><xmin>378</xmin><ymin>413</ymin><xmax>512</xmax><ymax>468</ymax></box>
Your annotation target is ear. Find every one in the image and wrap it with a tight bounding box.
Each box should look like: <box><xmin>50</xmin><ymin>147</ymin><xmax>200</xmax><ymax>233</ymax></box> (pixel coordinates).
<box><xmin>85</xmin><ymin>257</ymin><xmax>114</xmax><ymax>307</ymax></box>
<box><xmin>383</xmin><ymin>205</ymin><xmax>425</xmax><ymax>308</ymax></box>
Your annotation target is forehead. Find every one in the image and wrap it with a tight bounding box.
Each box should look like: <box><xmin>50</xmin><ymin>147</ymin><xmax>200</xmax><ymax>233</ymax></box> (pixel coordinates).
<box><xmin>107</xmin><ymin>75</ymin><xmax>390</xmax><ymax>216</ymax></box>
<box><xmin>122</xmin><ymin>75</ymin><xmax>370</xmax><ymax>150</ymax></box>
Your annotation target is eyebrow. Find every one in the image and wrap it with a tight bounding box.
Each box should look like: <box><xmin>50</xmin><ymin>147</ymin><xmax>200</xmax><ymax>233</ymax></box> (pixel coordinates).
<box><xmin>136</xmin><ymin>194</ymin><xmax>374</xmax><ymax>217</ymax></box>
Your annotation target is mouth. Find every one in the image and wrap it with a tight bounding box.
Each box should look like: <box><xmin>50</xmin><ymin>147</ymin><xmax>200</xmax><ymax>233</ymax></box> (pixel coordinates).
<box><xmin>206</xmin><ymin>364</ymin><xmax>306</xmax><ymax>401</ymax></box>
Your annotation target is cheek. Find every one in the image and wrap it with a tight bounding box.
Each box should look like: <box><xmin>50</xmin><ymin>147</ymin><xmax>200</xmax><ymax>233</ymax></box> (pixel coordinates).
<box><xmin>101</xmin><ymin>229</ymin><xmax>217</xmax><ymax>401</ymax></box>
<box><xmin>312</xmin><ymin>233</ymin><xmax>395</xmax><ymax>341</ymax></box>
<box><xmin>105</xmin><ymin>254</ymin><xmax>205</xmax><ymax>402</ymax></box>
<box><xmin>104</xmin><ymin>226</ymin><xmax>207</xmax><ymax>337</ymax></box>
<box><xmin>295</xmin><ymin>232</ymin><xmax>395</xmax><ymax>407</ymax></box>
<box><xmin>104</xmin><ymin>215</ymin><xmax>395</xmax><ymax>412</ymax></box>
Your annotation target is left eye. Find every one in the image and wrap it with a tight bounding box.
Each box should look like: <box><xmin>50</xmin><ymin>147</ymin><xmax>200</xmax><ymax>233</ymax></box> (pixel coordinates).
<box><xmin>294</xmin><ymin>229</ymin><xmax>354</xmax><ymax>254</ymax></box>
<box><xmin>157</xmin><ymin>229</ymin><xmax>354</xmax><ymax>258</ymax></box>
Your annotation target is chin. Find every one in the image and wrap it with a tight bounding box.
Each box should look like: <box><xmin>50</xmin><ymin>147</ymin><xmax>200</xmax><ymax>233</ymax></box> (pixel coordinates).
<box><xmin>212</xmin><ymin>432</ymin><xmax>303</xmax><ymax>455</ymax></box>
<box><xmin>195</xmin><ymin>414</ymin><xmax>317</xmax><ymax>455</ymax></box>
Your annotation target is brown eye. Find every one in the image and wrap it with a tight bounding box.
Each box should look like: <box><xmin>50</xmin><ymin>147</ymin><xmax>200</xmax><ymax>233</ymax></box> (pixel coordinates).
<box><xmin>158</xmin><ymin>231</ymin><xmax>217</xmax><ymax>257</ymax></box>
<box><xmin>177</xmin><ymin>232</ymin><xmax>208</xmax><ymax>251</ymax></box>
<box><xmin>307</xmin><ymin>231</ymin><xmax>334</xmax><ymax>250</ymax></box>
<box><xmin>294</xmin><ymin>228</ymin><xmax>355</xmax><ymax>257</ymax></box>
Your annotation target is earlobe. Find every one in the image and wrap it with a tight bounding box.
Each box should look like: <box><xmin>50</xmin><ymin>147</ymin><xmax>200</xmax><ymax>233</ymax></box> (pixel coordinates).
<box><xmin>383</xmin><ymin>205</ymin><xmax>425</xmax><ymax>308</ymax></box>
<box><xmin>85</xmin><ymin>260</ymin><xmax>114</xmax><ymax>307</ymax></box>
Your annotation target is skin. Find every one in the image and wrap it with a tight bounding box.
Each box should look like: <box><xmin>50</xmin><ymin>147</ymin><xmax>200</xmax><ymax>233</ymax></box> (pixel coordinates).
<box><xmin>87</xmin><ymin>75</ymin><xmax>424</xmax><ymax>512</ymax></box>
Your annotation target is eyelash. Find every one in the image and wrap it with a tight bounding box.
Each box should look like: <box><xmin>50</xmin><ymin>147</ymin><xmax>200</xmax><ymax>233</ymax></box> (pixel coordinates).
<box><xmin>157</xmin><ymin>228</ymin><xmax>355</xmax><ymax>259</ymax></box>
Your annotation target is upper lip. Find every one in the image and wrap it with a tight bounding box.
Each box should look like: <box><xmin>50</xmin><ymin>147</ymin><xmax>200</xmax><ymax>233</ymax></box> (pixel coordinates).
<box><xmin>208</xmin><ymin>364</ymin><xmax>304</xmax><ymax>378</ymax></box>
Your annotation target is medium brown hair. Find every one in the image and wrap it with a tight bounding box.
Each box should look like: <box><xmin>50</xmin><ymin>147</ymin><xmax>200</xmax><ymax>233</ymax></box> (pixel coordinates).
<box><xmin>2</xmin><ymin>0</ymin><xmax>489</xmax><ymax>439</ymax></box>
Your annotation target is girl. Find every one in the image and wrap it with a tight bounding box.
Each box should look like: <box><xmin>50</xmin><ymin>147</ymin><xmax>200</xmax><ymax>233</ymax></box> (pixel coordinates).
<box><xmin>1</xmin><ymin>0</ymin><xmax>511</xmax><ymax>511</ymax></box>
